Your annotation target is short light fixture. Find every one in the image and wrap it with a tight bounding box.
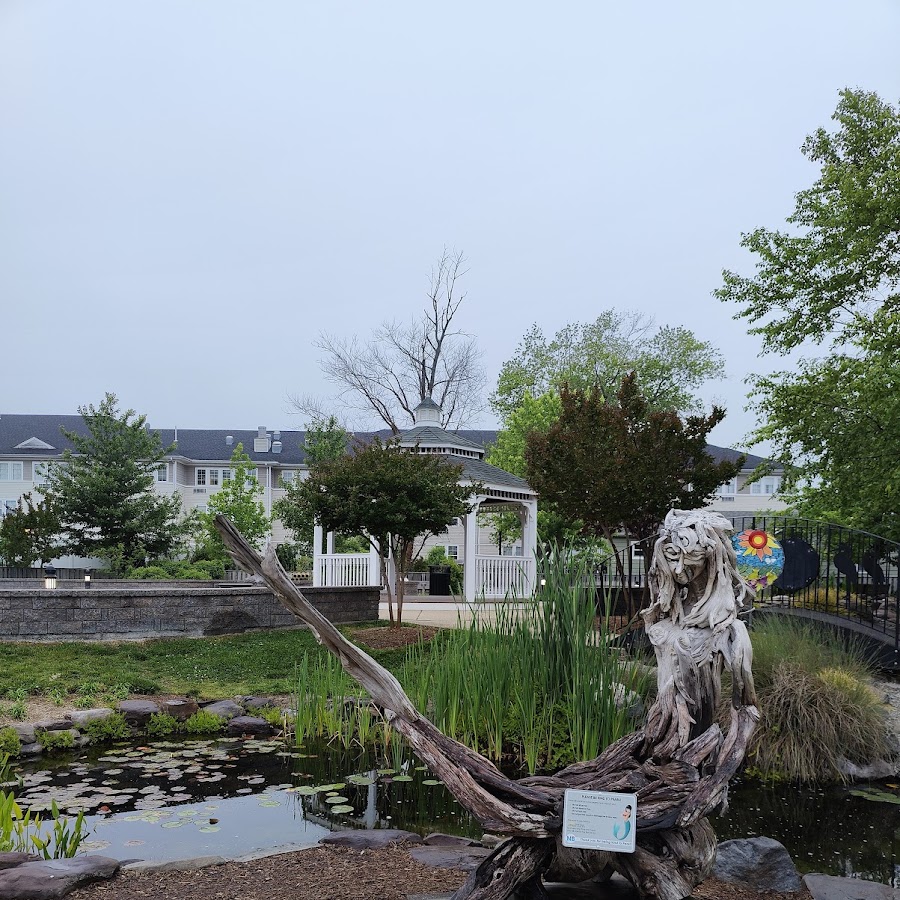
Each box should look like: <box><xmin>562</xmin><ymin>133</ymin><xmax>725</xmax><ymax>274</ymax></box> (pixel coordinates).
<box><xmin>43</xmin><ymin>564</ymin><xmax>58</xmax><ymax>590</ymax></box>
<box><xmin>84</xmin><ymin>567</ymin><xmax>92</xmax><ymax>589</ymax></box>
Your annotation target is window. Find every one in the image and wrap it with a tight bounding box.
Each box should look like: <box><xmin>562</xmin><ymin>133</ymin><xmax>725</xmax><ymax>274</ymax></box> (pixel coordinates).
<box><xmin>156</xmin><ymin>465</ymin><xmax>168</xmax><ymax>482</ymax></box>
<box><xmin>196</xmin><ymin>469</ymin><xmax>207</xmax><ymax>486</ymax></box>
<box><xmin>0</xmin><ymin>462</ymin><xmax>23</xmax><ymax>481</ymax></box>
<box><xmin>222</xmin><ymin>468</ymin><xmax>232</xmax><ymax>482</ymax></box>
<box><xmin>33</xmin><ymin>463</ymin><xmax>49</xmax><ymax>486</ymax></box>
<box><xmin>209</xmin><ymin>469</ymin><xmax>220</xmax><ymax>487</ymax></box>
<box><xmin>281</xmin><ymin>470</ymin><xmax>296</xmax><ymax>486</ymax></box>
<box><xmin>751</xmin><ymin>476</ymin><xmax>781</xmax><ymax>496</ymax></box>
<box><xmin>719</xmin><ymin>478</ymin><xmax>737</xmax><ymax>495</ymax></box>
<box><xmin>445</xmin><ymin>545</ymin><xmax>459</xmax><ymax>560</ymax></box>
<box><xmin>0</xmin><ymin>499</ymin><xmax>17</xmax><ymax>519</ymax></box>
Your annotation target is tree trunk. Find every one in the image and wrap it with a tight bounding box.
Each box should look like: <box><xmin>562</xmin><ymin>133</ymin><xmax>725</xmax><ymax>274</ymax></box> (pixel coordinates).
<box><xmin>214</xmin><ymin>509</ymin><xmax>757</xmax><ymax>900</ymax></box>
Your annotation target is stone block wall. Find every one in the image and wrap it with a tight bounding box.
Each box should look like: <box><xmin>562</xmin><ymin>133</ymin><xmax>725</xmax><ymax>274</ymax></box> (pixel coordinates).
<box><xmin>0</xmin><ymin>584</ymin><xmax>378</xmax><ymax>641</ymax></box>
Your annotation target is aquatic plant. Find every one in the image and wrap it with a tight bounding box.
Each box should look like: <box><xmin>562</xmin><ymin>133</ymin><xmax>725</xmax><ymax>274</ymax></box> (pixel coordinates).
<box><xmin>0</xmin><ymin>753</ymin><xmax>88</xmax><ymax>858</ymax></box>
<box><xmin>83</xmin><ymin>713</ymin><xmax>131</xmax><ymax>743</ymax></box>
<box><xmin>0</xmin><ymin>728</ymin><xmax>20</xmax><ymax>757</ymax></box>
<box><xmin>146</xmin><ymin>712</ymin><xmax>180</xmax><ymax>736</ymax></box>
<box><xmin>37</xmin><ymin>729</ymin><xmax>75</xmax><ymax>754</ymax></box>
<box><xmin>183</xmin><ymin>710</ymin><xmax>225</xmax><ymax>735</ymax></box>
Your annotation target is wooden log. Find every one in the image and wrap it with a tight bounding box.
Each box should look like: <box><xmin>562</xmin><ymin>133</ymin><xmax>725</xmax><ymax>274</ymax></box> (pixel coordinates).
<box><xmin>213</xmin><ymin>509</ymin><xmax>760</xmax><ymax>900</ymax></box>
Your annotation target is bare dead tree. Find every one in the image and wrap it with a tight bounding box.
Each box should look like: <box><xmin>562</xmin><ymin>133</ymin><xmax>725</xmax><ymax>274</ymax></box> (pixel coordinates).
<box><xmin>290</xmin><ymin>249</ymin><xmax>486</xmax><ymax>433</ymax></box>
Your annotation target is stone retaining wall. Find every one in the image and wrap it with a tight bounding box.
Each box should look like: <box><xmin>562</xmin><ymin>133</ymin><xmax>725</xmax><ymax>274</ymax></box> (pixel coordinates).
<box><xmin>0</xmin><ymin>584</ymin><xmax>378</xmax><ymax>641</ymax></box>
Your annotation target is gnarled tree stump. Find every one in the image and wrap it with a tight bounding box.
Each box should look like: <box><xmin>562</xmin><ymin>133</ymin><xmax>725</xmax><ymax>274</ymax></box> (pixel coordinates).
<box><xmin>215</xmin><ymin>508</ymin><xmax>758</xmax><ymax>900</ymax></box>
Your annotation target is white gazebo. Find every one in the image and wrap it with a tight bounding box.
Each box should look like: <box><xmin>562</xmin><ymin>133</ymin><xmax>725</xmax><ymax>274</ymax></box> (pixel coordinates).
<box><xmin>312</xmin><ymin>398</ymin><xmax>538</xmax><ymax>601</ymax></box>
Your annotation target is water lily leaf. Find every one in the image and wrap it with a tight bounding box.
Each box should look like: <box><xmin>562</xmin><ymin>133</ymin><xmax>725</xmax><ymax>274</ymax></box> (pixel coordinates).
<box><xmin>849</xmin><ymin>789</ymin><xmax>900</xmax><ymax>804</ymax></box>
<box><xmin>377</xmin><ymin>769</ymin><xmax>395</xmax><ymax>775</ymax></box>
<box><xmin>393</xmin><ymin>775</ymin><xmax>413</xmax><ymax>782</ymax></box>
<box><xmin>161</xmin><ymin>821</ymin><xmax>184</xmax><ymax>828</ymax></box>
<box><xmin>199</xmin><ymin>825</ymin><xmax>221</xmax><ymax>833</ymax></box>
<box><xmin>325</xmin><ymin>796</ymin><xmax>349</xmax><ymax>804</ymax></box>
<box><xmin>124</xmin><ymin>840</ymin><xmax>146</xmax><ymax>847</ymax></box>
<box><xmin>330</xmin><ymin>804</ymin><xmax>354</xmax><ymax>814</ymax></box>
<box><xmin>422</xmin><ymin>780</ymin><xmax>441</xmax><ymax>786</ymax></box>
<box><xmin>258</xmin><ymin>799</ymin><xmax>281</xmax><ymax>807</ymax></box>
<box><xmin>313</xmin><ymin>783</ymin><xmax>346</xmax><ymax>792</ymax></box>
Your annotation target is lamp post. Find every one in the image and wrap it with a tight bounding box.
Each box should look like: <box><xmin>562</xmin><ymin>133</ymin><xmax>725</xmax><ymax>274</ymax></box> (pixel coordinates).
<box><xmin>84</xmin><ymin>568</ymin><xmax>92</xmax><ymax>589</ymax></box>
<box><xmin>43</xmin><ymin>564</ymin><xmax>57</xmax><ymax>590</ymax></box>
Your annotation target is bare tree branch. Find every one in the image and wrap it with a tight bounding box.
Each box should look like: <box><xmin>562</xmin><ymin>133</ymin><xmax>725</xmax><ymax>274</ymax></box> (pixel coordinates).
<box><xmin>289</xmin><ymin>249</ymin><xmax>486</xmax><ymax>432</ymax></box>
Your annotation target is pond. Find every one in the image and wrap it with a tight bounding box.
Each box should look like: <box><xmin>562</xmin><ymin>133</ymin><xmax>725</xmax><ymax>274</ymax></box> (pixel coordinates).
<box><xmin>10</xmin><ymin>737</ymin><xmax>899</xmax><ymax>885</ymax></box>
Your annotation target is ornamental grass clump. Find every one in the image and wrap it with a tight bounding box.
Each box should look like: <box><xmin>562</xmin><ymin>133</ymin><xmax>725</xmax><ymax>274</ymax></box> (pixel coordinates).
<box><xmin>736</xmin><ymin>617</ymin><xmax>891</xmax><ymax>782</ymax></box>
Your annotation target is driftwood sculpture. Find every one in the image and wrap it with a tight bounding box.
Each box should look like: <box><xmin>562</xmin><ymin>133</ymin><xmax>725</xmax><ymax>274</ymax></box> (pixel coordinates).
<box><xmin>214</xmin><ymin>508</ymin><xmax>758</xmax><ymax>900</ymax></box>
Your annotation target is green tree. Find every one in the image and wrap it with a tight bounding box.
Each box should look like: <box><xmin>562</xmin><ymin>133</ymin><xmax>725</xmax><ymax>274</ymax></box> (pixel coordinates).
<box><xmin>274</xmin><ymin>416</ymin><xmax>351</xmax><ymax>553</ymax></box>
<box><xmin>42</xmin><ymin>394</ymin><xmax>182</xmax><ymax>570</ymax></box>
<box><xmin>525</xmin><ymin>375</ymin><xmax>743</xmax><ymax>612</ymax></box>
<box><xmin>0</xmin><ymin>494</ymin><xmax>60</xmax><ymax>566</ymax></box>
<box><xmin>289</xmin><ymin>438</ymin><xmax>475</xmax><ymax>626</ymax></box>
<box><xmin>201</xmin><ymin>443</ymin><xmax>270</xmax><ymax>558</ymax></box>
<box><xmin>491</xmin><ymin>312</ymin><xmax>724</xmax><ymax>424</ymax></box>
<box><xmin>717</xmin><ymin>88</ymin><xmax>900</xmax><ymax>539</ymax></box>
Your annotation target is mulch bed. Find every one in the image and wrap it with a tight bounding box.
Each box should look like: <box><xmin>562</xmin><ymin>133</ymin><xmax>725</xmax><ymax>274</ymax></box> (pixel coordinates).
<box><xmin>68</xmin><ymin>845</ymin><xmax>813</xmax><ymax>900</ymax></box>
<box><xmin>351</xmin><ymin>626</ymin><xmax>439</xmax><ymax>651</ymax></box>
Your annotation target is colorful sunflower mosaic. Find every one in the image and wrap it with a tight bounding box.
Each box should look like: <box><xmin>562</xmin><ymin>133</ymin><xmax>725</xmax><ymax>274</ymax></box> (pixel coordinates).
<box><xmin>730</xmin><ymin>528</ymin><xmax>785</xmax><ymax>592</ymax></box>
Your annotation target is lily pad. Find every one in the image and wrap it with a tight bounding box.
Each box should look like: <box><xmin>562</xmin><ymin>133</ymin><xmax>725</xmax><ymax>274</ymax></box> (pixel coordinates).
<box><xmin>199</xmin><ymin>825</ymin><xmax>221</xmax><ymax>833</ymax></box>
<box><xmin>330</xmin><ymin>804</ymin><xmax>354</xmax><ymax>814</ymax></box>
<box><xmin>258</xmin><ymin>799</ymin><xmax>281</xmax><ymax>807</ymax></box>
<box><xmin>422</xmin><ymin>779</ymin><xmax>441</xmax><ymax>786</ymax></box>
<box><xmin>393</xmin><ymin>775</ymin><xmax>413</xmax><ymax>782</ymax></box>
<box><xmin>849</xmin><ymin>788</ymin><xmax>900</xmax><ymax>804</ymax></box>
<box><xmin>325</xmin><ymin>796</ymin><xmax>350</xmax><ymax>804</ymax></box>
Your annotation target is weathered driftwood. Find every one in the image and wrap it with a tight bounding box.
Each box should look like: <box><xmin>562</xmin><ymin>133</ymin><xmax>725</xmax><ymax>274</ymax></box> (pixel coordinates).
<box><xmin>214</xmin><ymin>508</ymin><xmax>758</xmax><ymax>900</ymax></box>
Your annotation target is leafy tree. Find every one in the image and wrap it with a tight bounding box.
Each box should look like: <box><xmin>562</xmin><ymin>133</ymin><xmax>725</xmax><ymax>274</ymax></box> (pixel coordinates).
<box><xmin>491</xmin><ymin>312</ymin><xmax>724</xmax><ymax>424</ymax></box>
<box><xmin>42</xmin><ymin>393</ymin><xmax>182</xmax><ymax>571</ymax></box>
<box><xmin>525</xmin><ymin>375</ymin><xmax>743</xmax><ymax>612</ymax></box>
<box><xmin>0</xmin><ymin>494</ymin><xmax>60</xmax><ymax>566</ymax></box>
<box><xmin>291</xmin><ymin>249</ymin><xmax>485</xmax><ymax>431</ymax></box>
<box><xmin>289</xmin><ymin>438</ymin><xmax>475</xmax><ymax>626</ymax></box>
<box><xmin>274</xmin><ymin>416</ymin><xmax>351</xmax><ymax>553</ymax></box>
<box><xmin>201</xmin><ymin>444</ymin><xmax>270</xmax><ymax>558</ymax></box>
<box><xmin>717</xmin><ymin>89</ymin><xmax>900</xmax><ymax>539</ymax></box>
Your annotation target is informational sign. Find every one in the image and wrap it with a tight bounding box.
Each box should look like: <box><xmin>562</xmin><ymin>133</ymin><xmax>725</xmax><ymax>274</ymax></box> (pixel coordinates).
<box><xmin>561</xmin><ymin>789</ymin><xmax>637</xmax><ymax>853</ymax></box>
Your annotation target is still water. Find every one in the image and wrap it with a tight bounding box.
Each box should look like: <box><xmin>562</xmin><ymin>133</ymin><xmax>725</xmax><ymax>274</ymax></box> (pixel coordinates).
<box><xmin>12</xmin><ymin>738</ymin><xmax>898</xmax><ymax>884</ymax></box>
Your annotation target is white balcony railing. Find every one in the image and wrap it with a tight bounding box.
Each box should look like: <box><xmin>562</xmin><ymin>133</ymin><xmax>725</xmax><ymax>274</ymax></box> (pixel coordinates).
<box><xmin>475</xmin><ymin>556</ymin><xmax>535</xmax><ymax>599</ymax></box>
<box><xmin>316</xmin><ymin>553</ymin><xmax>374</xmax><ymax>587</ymax></box>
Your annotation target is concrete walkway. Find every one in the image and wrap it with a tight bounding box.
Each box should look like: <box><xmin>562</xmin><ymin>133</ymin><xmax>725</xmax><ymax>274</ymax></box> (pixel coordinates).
<box><xmin>378</xmin><ymin>597</ymin><xmax>528</xmax><ymax>628</ymax></box>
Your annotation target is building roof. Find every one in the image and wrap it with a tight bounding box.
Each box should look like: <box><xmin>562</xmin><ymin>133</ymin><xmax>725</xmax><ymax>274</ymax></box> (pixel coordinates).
<box><xmin>0</xmin><ymin>415</ymin><xmax>780</xmax><ymax>473</ymax></box>
<box><xmin>445</xmin><ymin>455</ymin><xmax>534</xmax><ymax>493</ymax></box>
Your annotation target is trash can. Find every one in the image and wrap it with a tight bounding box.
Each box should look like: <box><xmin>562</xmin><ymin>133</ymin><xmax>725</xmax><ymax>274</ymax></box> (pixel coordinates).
<box><xmin>428</xmin><ymin>565</ymin><xmax>451</xmax><ymax>596</ymax></box>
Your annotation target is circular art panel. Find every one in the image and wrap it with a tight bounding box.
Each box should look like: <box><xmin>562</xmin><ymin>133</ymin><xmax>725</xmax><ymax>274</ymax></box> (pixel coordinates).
<box><xmin>731</xmin><ymin>529</ymin><xmax>785</xmax><ymax>592</ymax></box>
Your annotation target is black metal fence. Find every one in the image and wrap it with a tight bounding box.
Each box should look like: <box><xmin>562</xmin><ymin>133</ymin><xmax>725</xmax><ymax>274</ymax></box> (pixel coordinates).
<box><xmin>730</xmin><ymin>515</ymin><xmax>900</xmax><ymax>654</ymax></box>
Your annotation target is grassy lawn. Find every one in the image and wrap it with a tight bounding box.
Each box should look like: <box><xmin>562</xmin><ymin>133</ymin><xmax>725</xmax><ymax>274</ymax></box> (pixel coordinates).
<box><xmin>0</xmin><ymin>626</ymin><xmax>436</xmax><ymax>701</ymax></box>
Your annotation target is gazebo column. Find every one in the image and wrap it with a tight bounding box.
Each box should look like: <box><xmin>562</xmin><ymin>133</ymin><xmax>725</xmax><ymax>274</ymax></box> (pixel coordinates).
<box><xmin>313</xmin><ymin>523</ymin><xmax>324</xmax><ymax>587</ymax></box>
<box><xmin>326</xmin><ymin>531</ymin><xmax>335</xmax><ymax>554</ymax></box>
<box><xmin>463</xmin><ymin>504</ymin><xmax>480</xmax><ymax>602</ymax></box>
<box><xmin>367</xmin><ymin>537</ymin><xmax>381</xmax><ymax>587</ymax></box>
<box><xmin>522</xmin><ymin>499</ymin><xmax>538</xmax><ymax>595</ymax></box>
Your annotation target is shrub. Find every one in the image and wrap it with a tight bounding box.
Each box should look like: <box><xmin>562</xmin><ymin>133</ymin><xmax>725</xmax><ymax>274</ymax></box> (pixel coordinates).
<box><xmin>731</xmin><ymin>617</ymin><xmax>891</xmax><ymax>782</ymax></box>
<box><xmin>183</xmin><ymin>711</ymin><xmax>224</xmax><ymax>734</ymax></box>
<box><xmin>83</xmin><ymin>713</ymin><xmax>131</xmax><ymax>743</ymax></box>
<box><xmin>146</xmin><ymin>713</ymin><xmax>180</xmax><ymax>737</ymax></box>
<box><xmin>126</xmin><ymin>565</ymin><xmax>170</xmax><ymax>580</ymax></box>
<box><xmin>191</xmin><ymin>559</ymin><xmax>225</xmax><ymax>579</ymax></box>
<box><xmin>37</xmin><ymin>729</ymin><xmax>76</xmax><ymax>754</ymax></box>
<box><xmin>423</xmin><ymin>546</ymin><xmax>463</xmax><ymax>594</ymax></box>
<box><xmin>0</xmin><ymin>727</ymin><xmax>20</xmax><ymax>757</ymax></box>
<box><xmin>259</xmin><ymin>707</ymin><xmax>285</xmax><ymax>728</ymax></box>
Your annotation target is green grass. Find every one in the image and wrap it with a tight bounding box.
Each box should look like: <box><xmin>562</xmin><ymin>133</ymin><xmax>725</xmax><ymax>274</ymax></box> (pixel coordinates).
<box><xmin>0</xmin><ymin>626</ymin><xmax>441</xmax><ymax>700</ymax></box>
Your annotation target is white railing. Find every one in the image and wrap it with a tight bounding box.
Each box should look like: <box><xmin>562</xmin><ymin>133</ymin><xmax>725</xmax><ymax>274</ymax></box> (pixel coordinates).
<box><xmin>475</xmin><ymin>556</ymin><xmax>535</xmax><ymax>599</ymax></box>
<box><xmin>316</xmin><ymin>553</ymin><xmax>373</xmax><ymax>587</ymax></box>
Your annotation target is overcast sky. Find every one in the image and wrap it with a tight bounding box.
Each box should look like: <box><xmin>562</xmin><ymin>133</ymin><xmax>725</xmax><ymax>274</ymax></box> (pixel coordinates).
<box><xmin>2</xmin><ymin>1</ymin><xmax>898</xmax><ymax>450</ymax></box>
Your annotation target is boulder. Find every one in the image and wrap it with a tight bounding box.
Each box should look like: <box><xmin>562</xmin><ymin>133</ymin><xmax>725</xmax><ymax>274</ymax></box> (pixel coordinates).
<box><xmin>424</xmin><ymin>833</ymin><xmax>483</xmax><ymax>848</ymax></box>
<box><xmin>713</xmin><ymin>837</ymin><xmax>802</xmax><ymax>892</ymax></box>
<box><xmin>201</xmin><ymin>700</ymin><xmax>243</xmax><ymax>720</ymax></box>
<box><xmin>0</xmin><ymin>854</ymin><xmax>120</xmax><ymax>898</ymax></box>
<box><xmin>11</xmin><ymin>724</ymin><xmax>35</xmax><ymax>745</ymax></box>
<box><xmin>66</xmin><ymin>708</ymin><xmax>114</xmax><ymax>728</ymax></box>
<box><xmin>241</xmin><ymin>696</ymin><xmax>275</xmax><ymax>710</ymax></box>
<box><xmin>19</xmin><ymin>742</ymin><xmax>42</xmax><ymax>757</ymax></box>
<box><xmin>410</xmin><ymin>845</ymin><xmax>492</xmax><ymax>872</ymax></box>
<box><xmin>804</xmin><ymin>874</ymin><xmax>899</xmax><ymax>900</ymax></box>
<box><xmin>116</xmin><ymin>700</ymin><xmax>160</xmax><ymax>727</ymax></box>
<box><xmin>161</xmin><ymin>698</ymin><xmax>199</xmax><ymax>722</ymax></box>
<box><xmin>0</xmin><ymin>853</ymin><xmax>40</xmax><ymax>871</ymax></box>
<box><xmin>224</xmin><ymin>716</ymin><xmax>274</xmax><ymax>738</ymax></box>
<box><xmin>32</xmin><ymin>718</ymin><xmax>71</xmax><ymax>732</ymax></box>
<box><xmin>321</xmin><ymin>829</ymin><xmax>423</xmax><ymax>849</ymax></box>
